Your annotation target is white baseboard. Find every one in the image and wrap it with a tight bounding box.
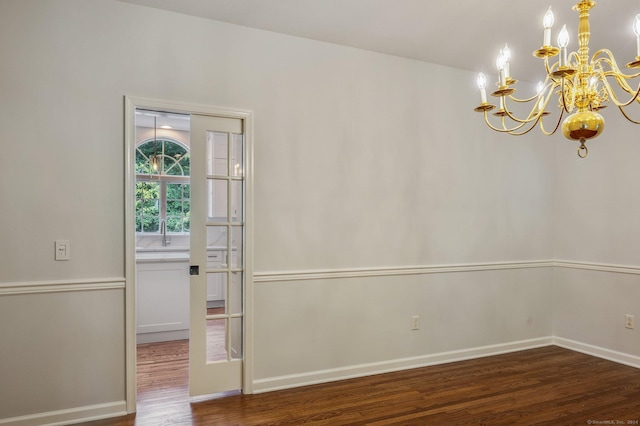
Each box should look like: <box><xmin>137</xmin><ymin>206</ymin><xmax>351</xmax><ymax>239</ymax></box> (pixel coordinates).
<box><xmin>553</xmin><ymin>337</ymin><xmax>640</xmax><ymax>369</ymax></box>
<box><xmin>253</xmin><ymin>336</ymin><xmax>640</xmax><ymax>394</ymax></box>
<box><xmin>252</xmin><ymin>337</ymin><xmax>554</xmax><ymax>393</ymax></box>
<box><xmin>0</xmin><ymin>401</ymin><xmax>126</xmax><ymax>426</ymax></box>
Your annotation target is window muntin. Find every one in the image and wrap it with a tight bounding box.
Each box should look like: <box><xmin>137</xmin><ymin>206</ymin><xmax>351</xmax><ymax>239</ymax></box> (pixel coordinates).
<box><xmin>135</xmin><ymin>139</ymin><xmax>190</xmax><ymax>234</ymax></box>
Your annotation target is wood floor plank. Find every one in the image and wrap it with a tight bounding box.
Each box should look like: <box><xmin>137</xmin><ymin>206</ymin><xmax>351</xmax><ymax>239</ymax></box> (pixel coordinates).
<box><xmin>74</xmin><ymin>345</ymin><xmax>640</xmax><ymax>425</ymax></box>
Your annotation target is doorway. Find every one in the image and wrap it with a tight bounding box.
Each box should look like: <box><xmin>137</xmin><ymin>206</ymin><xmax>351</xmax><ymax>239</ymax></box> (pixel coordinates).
<box><xmin>124</xmin><ymin>97</ymin><xmax>254</xmax><ymax>413</ymax></box>
<box><xmin>134</xmin><ymin>110</ymin><xmax>192</xmax><ymax>346</ymax></box>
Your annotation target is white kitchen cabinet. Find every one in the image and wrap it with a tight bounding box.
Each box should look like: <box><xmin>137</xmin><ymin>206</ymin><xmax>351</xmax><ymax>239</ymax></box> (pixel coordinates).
<box><xmin>136</xmin><ymin>260</ymin><xmax>190</xmax><ymax>343</ymax></box>
<box><xmin>207</xmin><ymin>249</ymin><xmax>226</xmax><ymax>305</ymax></box>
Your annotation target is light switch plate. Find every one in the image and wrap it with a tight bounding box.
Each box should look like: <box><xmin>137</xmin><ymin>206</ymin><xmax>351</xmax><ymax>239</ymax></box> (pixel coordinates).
<box><xmin>55</xmin><ymin>240</ymin><xmax>70</xmax><ymax>261</ymax></box>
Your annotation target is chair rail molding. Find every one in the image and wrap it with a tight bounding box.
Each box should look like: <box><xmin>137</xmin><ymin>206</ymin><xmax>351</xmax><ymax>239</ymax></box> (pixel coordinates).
<box><xmin>0</xmin><ymin>277</ymin><xmax>125</xmax><ymax>296</ymax></box>
<box><xmin>254</xmin><ymin>259</ymin><xmax>640</xmax><ymax>283</ymax></box>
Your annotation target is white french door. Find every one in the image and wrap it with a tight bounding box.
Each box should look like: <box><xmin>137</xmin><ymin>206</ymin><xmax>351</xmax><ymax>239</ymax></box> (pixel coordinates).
<box><xmin>189</xmin><ymin>114</ymin><xmax>245</xmax><ymax>396</ymax></box>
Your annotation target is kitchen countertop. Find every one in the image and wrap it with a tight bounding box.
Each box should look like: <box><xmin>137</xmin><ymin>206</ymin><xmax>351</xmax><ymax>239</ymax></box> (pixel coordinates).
<box><xmin>136</xmin><ymin>246</ymin><xmax>228</xmax><ymax>263</ymax></box>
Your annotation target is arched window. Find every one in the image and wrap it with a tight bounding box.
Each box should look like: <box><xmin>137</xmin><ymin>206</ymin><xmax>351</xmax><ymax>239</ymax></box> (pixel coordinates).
<box><xmin>135</xmin><ymin>138</ymin><xmax>190</xmax><ymax>233</ymax></box>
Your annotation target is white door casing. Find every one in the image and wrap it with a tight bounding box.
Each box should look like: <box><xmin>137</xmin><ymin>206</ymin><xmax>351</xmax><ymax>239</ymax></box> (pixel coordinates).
<box><xmin>124</xmin><ymin>96</ymin><xmax>253</xmax><ymax>412</ymax></box>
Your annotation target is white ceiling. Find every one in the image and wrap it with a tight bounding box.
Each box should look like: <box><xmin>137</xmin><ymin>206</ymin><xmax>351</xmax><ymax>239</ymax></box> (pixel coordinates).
<box><xmin>119</xmin><ymin>0</ymin><xmax>639</xmax><ymax>83</ymax></box>
<box><xmin>136</xmin><ymin>109</ymin><xmax>190</xmax><ymax>131</ymax></box>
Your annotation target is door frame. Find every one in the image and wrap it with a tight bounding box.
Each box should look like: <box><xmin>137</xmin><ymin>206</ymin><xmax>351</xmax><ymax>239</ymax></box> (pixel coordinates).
<box><xmin>124</xmin><ymin>96</ymin><xmax>254</xmax><ymax>413</ymax></box>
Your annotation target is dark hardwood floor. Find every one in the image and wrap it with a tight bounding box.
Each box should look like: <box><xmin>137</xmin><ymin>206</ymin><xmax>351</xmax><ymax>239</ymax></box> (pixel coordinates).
<box><xmin>77</xmin><ymin>345</ymin><xmax>640</xmax><ymax>425</ymax></box>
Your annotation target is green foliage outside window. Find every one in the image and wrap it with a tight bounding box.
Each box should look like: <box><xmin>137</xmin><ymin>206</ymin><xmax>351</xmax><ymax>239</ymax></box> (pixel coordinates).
<box><xmin>135</xmin><ymin>139</ymin><xmax>190</xmax><ymax>234</ymax></box>
<box><xmin>136</xmin><ymin>181</ymin><xmax>160</xmax><ymax>232</ymax></box>
<box><xmin>166</xmin><ymin>183</ymin><xmax>190</xmax><ymax>232</ymax></box>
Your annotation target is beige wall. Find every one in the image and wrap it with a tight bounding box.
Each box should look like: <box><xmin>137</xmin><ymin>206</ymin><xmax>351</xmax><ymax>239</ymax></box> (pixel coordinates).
<box><xmin>0</xmin><ymin>290</ymin><xmax>125</xmax><ymax>419</ymax></box>
<box><xmin>552</xmin><ymin>110</ymin><xmax>640</xmax><ymax>356</ymax></box>
<box><xmin>0</xmin><ymin>0</ymin><xmax>635</xmax><ymax>423</ymax></box>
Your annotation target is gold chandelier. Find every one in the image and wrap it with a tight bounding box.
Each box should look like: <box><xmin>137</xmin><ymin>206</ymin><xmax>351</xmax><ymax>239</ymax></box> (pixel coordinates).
<box><xmin>474</xmin><ymin>1</ymin><xmax>640</xmax><ymax>158</ymax></box>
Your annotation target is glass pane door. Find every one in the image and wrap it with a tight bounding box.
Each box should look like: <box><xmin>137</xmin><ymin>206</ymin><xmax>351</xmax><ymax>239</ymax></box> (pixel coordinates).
<box><xmin>189</xmin><ymin>114</ymin><xmax>244</xmax><ymax>397</ymax></box>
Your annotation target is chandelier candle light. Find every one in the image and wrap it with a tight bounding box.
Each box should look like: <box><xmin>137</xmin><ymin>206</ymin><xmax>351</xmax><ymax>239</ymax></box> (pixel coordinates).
<box><xmin>474</xmin><ymin>1</ymin><xmax>640</xmax><ymax>158</ymax></box>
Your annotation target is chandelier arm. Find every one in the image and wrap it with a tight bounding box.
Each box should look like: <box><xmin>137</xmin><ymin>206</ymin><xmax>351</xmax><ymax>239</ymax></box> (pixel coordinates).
<box><xmin>593</xmin><ymin>57</ymin><xmax>615</xmax><ymax>74</ymax></box>
<box><xmin>545</xmin><ymin>60</ymin><xmax>564</xmax><ymax>86</ymax></box>
<box><xmin>507</xmin><ymin>93</ymin><xmax>540</xmax><ymax>103</ymax></box>
<box><xmin>482</xmin><ymin>111</ymin><xmax>512</xmax><ymax>133</ymax></box>
<box><xmin>568</xmin><ymin>51</ymin><xmax>580</xmax><ymax>68</ymax></box>
<box><xmin>502</xmin><ymin>113</ymin><xmax>542</xmax><ymax>136</ymax></box>
<box><xmin>597</xmin><ymin>64</ymin><xmax>640</xmax><ymax>94</ymax></box>
<box><xmin>615</xmin><ymin>80</ymin><xmax>640</xmax><ymax>106</ymax></box>
<box><xmin>538</xmin><ymin>108</ymin><xmax>563</xmax><ymax>136</ymax></box>
<box><xmin>544</xmin><ymin>56</ymin><xmax>552</xmax><ymax>75</ymax></box>
<box><xmin>594</xmin><ymin>52</ymin><xmax>640</xmax><ymax>106</ymax></box>
<box><xmin>544</xmin><ymin>57</ymin><xmax>562</xmax><ymax>84</ymax></box>
<box><xmin>617</xmin><ymin>105</ymin><xmax>640</xmax><ymax>124</ymax></box>
<box><xmin>502</xmin><ymin>102</ymin><xmax>545</xmax><ymax>124</ymax></box>
<box><xmin>601</xmin><ymin>74</ymin><xmax>640</xmax><ymax>107</ymax></box>
<box><xmin>482</xmin><ymin>111</ymin><xmax>529</xmax><ymax>133</ymax></box>
<box><xmin>560</xmin><ymin>78</ymin><xmax>572</xmax><ymax>113</ymax></box>
<box><xmin>504</xmin><ymin>81</ymin><xmax>561</xmax><ymax>124</ymax></box>
<box><xmin>506</xmin><ymin>107</ymin><xmax>563</xmax><ymax>137</ymax></box>
<box><xmin>507</xmin><ymin>126</ymin><xmax>537</xmax><ymax>137</ymax></box>
<box><xmin>592</xmin><ymin>49</ymin><xmax>640</xmax><ymax>79</ymax></box>
<box><xmin>507</xmin><ymin>117</ymin><xmax>542</xmax><ymax>136</ymax></box>
<box><xmin>601</xmin><ymin>72</ymin><xmax>630</xmax><ymax>98</ymax></box>
<box><xmin>538</xmin><ymin>80</ymin><xmax>560</xmax><ymax>107</ymax></box>
<box><xmin>508</xmin><ymin>78</ymin><xmax>557</xmax><ymax>104</ymax></box>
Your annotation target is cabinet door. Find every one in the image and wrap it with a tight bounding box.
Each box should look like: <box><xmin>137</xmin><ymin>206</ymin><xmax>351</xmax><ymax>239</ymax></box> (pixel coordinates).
<box><xmin>206</xmin><ymin>250</ymin><xmax>225</xmax><ymax>301</ymax></box>
<box><xmin>207</xmin><ymin>272</ymin><xmax>226</xmax><ymax>301</ymax></box>
<box><xmin>136</xmin><ymin>262</ymin><xmax>189</xmax><ymax>340</ymax></box>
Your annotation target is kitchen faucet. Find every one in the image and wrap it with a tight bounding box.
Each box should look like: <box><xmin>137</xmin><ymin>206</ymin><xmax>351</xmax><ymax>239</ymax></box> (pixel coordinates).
<box><xmin>160</xmin><ymin>219</ymin><xmax>171</xmax><ymax>247</ymax></box>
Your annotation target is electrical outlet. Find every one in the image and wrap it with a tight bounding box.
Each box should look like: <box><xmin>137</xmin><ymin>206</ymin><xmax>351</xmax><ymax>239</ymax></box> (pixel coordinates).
<box><xmin>625</xmin><ymin>314</ymin><xmax>634</xmax><ymax>329</ymax></box>
<box><xmin>411</xmin><ymin>315</ymin><xmax>420</xmax><ymax>330</ymax></box>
